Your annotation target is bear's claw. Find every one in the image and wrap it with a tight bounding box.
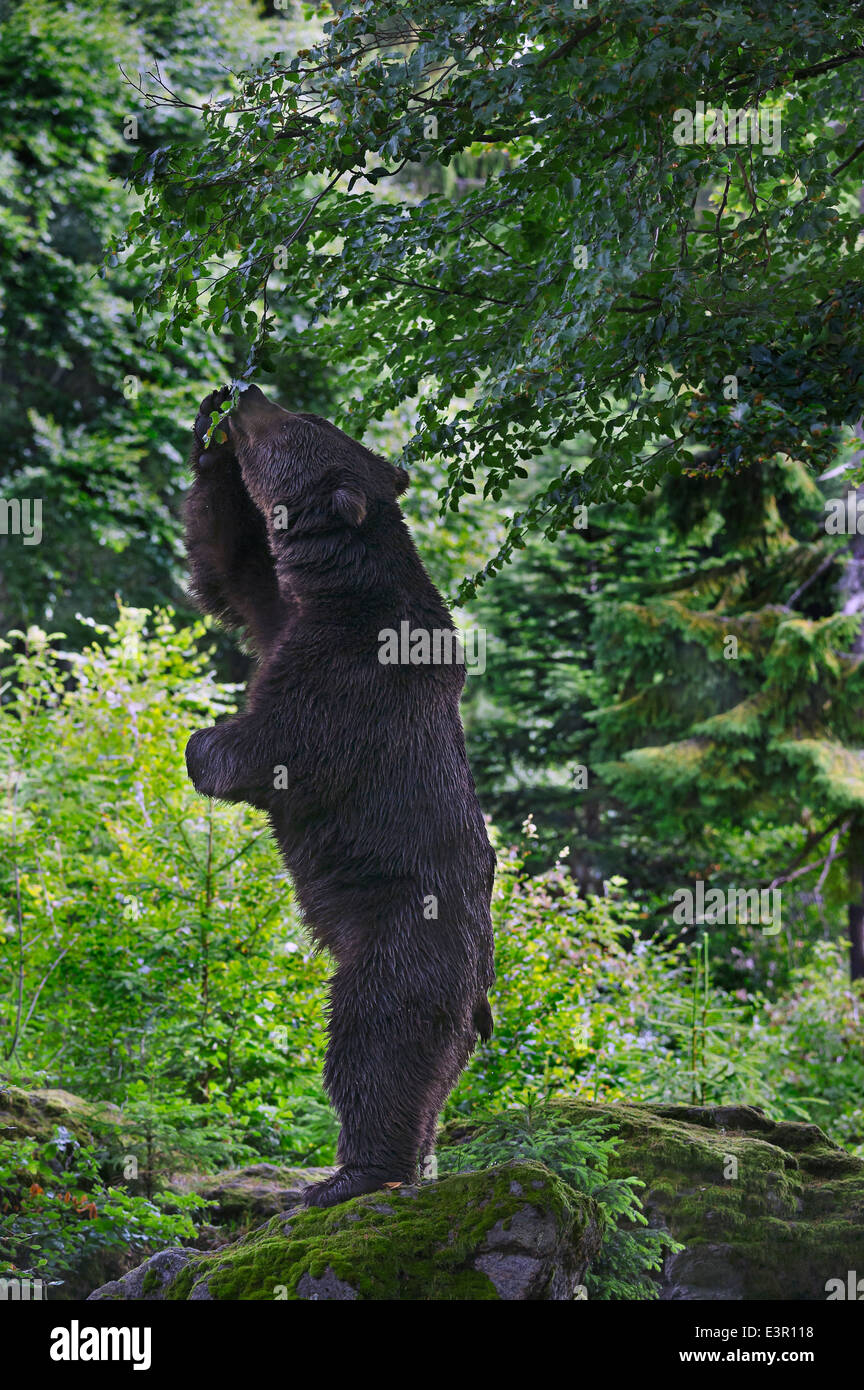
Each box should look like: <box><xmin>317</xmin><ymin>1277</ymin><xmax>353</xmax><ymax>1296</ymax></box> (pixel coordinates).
<box><xmin>300</xmin><ymin>1167</ymin><xmax>409</xmax><ymax>1209</ymax></box>
<box><xmin>193</xmin><ymin>386</ymin><xmax>233</xmax><ymax>447</ymax></box>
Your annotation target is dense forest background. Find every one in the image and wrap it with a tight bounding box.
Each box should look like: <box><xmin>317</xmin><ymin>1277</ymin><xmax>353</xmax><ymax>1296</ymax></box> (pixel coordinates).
<box><xmin>2</xmin><ymin>0</ymin><xmax>864</xmax><ymax>1295</ymax></box>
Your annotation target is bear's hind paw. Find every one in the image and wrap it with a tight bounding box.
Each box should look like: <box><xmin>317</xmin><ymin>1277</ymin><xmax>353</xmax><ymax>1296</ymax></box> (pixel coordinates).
<box><xmin>300</xmin><ymin>1167</ymin><xmax>408</xmax><ymax>1209</ymax></box>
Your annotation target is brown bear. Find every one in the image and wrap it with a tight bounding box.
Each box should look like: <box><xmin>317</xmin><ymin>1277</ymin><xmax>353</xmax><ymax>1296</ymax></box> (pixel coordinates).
<box><xmin>184</xmin><ymin>385</ymin><xmax>496</xmax><ymax>1207</ymax></box>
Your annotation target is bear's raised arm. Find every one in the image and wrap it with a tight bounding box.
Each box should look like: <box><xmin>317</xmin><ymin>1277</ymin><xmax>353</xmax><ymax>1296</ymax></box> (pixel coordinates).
<box><xmin>185</xmin><ymin>388</ymin><xmax>291</xmax><ymax>659</ymax></box>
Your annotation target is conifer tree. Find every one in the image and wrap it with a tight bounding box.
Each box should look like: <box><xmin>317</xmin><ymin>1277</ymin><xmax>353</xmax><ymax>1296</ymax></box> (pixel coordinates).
<box><xmin>469</xmin><ymin>458</ymin><xmax>864</xmax><ymax>979</ymax></box>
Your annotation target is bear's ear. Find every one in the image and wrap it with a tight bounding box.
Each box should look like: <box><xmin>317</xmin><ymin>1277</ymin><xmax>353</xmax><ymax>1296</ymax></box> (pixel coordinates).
<box><xmin>393</xmin><ymin>467</ymin><xmax>410</xmax><ymax>497</ymax></box>
<box><xmin>331</xmin><ymin>486</ymin><xmax>367</xmax><ymax>527</ymax></box>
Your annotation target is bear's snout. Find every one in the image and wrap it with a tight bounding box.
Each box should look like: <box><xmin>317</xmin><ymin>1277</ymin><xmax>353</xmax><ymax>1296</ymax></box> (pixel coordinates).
<box><xmin>231</xmin><ymin>384</ymin><xmax>293</xmax><ymax>440</ymax></box>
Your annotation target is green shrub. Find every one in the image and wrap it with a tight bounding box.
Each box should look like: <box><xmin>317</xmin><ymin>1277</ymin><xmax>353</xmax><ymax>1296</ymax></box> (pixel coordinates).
<box><xmin>439</xmin><ymin>1103</ymin><xmax>680</xmax><ymax>1300</ymax></box>
<box><xmin>0</xmin><ymin>1126</ymin><xmax>207</xmax><ymax>1290</ymax></box>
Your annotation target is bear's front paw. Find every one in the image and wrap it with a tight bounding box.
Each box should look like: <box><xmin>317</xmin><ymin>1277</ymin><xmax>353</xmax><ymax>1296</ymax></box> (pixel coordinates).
<box><xmin>185</xmin><ymin>728</ymin><xmax>222</xmax><ymax>798</ymax></box>
<box><xmin>193</xmin><ymin>387</ymin><xmax>234</xmax><ymax>456</ymax></box>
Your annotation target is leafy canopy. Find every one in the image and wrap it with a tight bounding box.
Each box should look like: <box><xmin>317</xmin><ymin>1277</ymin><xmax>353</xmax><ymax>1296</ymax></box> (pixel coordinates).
<box><xmin>122</xmin><ymin>0</ymin><xmax>864</xmax><ymax>594</ymax></box>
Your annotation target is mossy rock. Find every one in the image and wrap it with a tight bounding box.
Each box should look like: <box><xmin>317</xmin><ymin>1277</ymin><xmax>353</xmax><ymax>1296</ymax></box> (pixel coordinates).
<box><xmin>86</xmin><ymin>1099</ymin><xmax>864</xmax><ymax>1300</ymax></box>
<box><xmin>0</xmin><ymin>1086</ymin><xmax>135</xmax><ymax>1300</ymax></box>
<box><xmin>0</xmin><ymin>1084</ymin><xmax>125</xmax><ymax>1195</ymax></box>
<box><xmin>441</xmin><ymin>1101</ymin><xmax>864</xmax><ymax>1301</ymax></box>
<box><xmin>0</xmin><ymin>1085</ymin><xmax>121</xmax><ymax>1148</ymax></box>
<box><xmin>174</xmin><ymin>1163</ymin><xmax>337</xmax><ymax>1227</ymax></box>
<box><xmin>88</xmin><ymin>1161</ymin><xmax>603</xmax><ymax>1301</ymax></box>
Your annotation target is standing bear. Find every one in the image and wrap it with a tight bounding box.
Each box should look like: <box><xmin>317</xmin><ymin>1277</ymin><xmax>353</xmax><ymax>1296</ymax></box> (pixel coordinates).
<box><xmin>184</xmin><ymin>385</ymin><xmax>496</xmax><ymax>1208</ymax></box>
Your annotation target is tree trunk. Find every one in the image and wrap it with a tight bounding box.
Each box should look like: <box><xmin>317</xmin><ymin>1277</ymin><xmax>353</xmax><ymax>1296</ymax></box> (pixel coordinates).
<box><xmin>847</xmin><ymin>821</ymin><xmax>864</xmax><ymax>982</ymax></box>
<box><xmin>838</xmin><ymin>457</ymin><xmax>864</xmax><ymax>979</ymax></box>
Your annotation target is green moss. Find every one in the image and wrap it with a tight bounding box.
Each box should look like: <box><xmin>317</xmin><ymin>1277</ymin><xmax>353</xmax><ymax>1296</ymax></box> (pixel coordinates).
<box><xmin>163</xmin><ymin>1162</ymin><xmax>597</xmax><ymax>1301</ymax></box>
<box><xmin>86</xmin><ymin>1100</ymin><xmax>864</xmax><ymax>1302</ymax></box>
<box><xmin>0</xmin><ymin>1085</ymin><xmax>120</xmax><ymax>1147</ymax></box>
<box><xmin>162</xmin><ymin>1262</ymin><xmax>198</xmax><ymax>1302</ymax></box>
<box><xmin>441</xmin><ymin>1100</ymin><xmax>864</xmax><ymax>1301</ymax></box>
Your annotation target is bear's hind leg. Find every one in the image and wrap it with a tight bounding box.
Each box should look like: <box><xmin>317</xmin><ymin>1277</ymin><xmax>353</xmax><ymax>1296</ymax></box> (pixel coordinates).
<box><xmin>302</xmin><ymin>963</ymin><xmax>468</xmax><ymax>1209</ymax></box>
<box><xmin>416</xmin><ymin>1025</ymin><xmax>477</xmax><ymax>1181</ymax></box>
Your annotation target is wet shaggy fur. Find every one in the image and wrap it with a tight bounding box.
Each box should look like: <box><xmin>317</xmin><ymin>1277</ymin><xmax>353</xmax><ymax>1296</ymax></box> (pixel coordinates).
<box><xmin>184</xmin><ymin>386</ymin><xmax>496</xmax><ymax>1207</ymax></box>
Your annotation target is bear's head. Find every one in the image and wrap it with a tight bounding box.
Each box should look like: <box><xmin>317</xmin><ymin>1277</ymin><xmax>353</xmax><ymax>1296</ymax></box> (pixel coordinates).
<box><xmin>228</xmin><ymin>385</ymin><xmax>409</xmax><ymax>541</ymax></box>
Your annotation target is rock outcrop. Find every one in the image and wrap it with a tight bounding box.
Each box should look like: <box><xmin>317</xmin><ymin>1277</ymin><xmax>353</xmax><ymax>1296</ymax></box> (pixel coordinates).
<box><xmin>443</xmin><ymin>1100</ymin><xmax>864</xmax><ymax>1300</ymax></box>
<box><xmin>0</xmin><ymin>1084</ymin><xmax>121</xmax><ymax>1148</ymax></box>
<box><xmin>48</xmin><ymin>1098</ymin><xmax>864</xmax><ymax>1301</ymax></box>
<box><xmin>173</xmin><ymin>1163</ymin><xmax>334</xmax><ymax>1227</ymax></box>
<box><xmin>88</xmin><ymin>1162</ymin><xmax>603</xmax><ymax>1301</ymax></box>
